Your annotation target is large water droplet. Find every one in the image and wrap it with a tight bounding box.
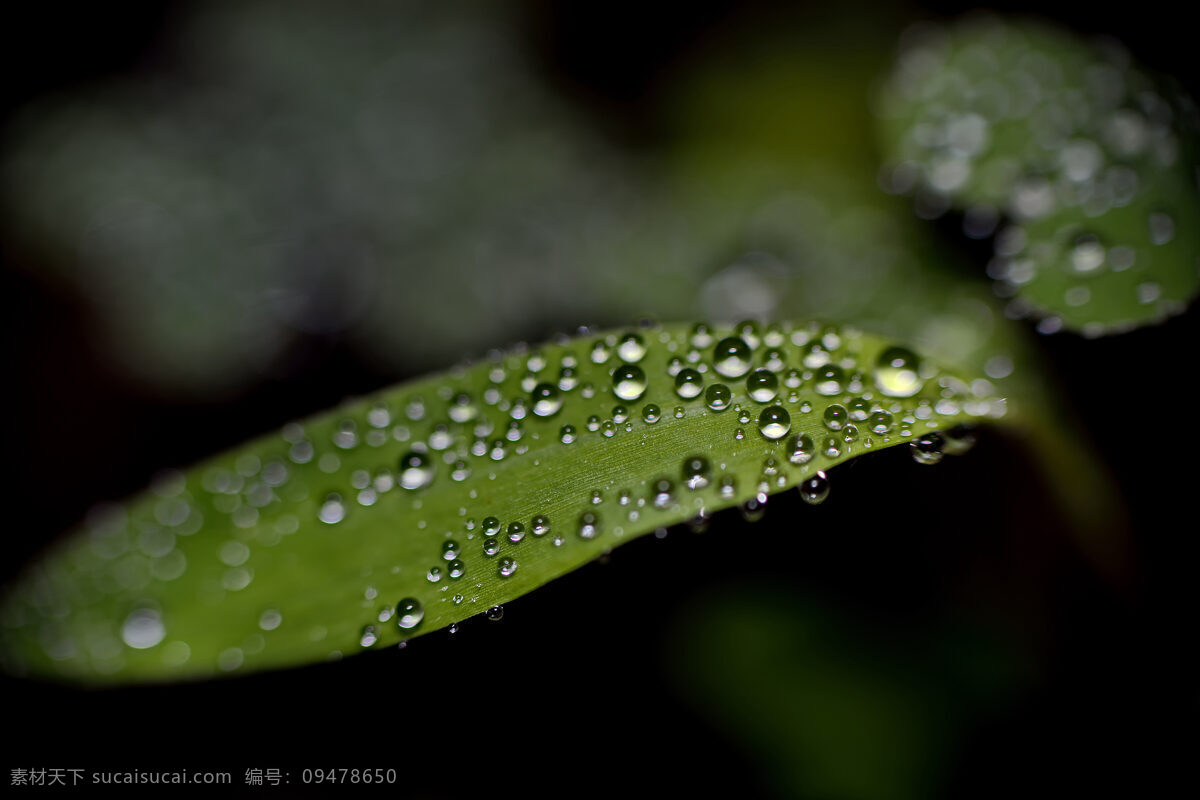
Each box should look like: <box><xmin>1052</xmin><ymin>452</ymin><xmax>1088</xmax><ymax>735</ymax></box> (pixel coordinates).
<box><xmin>911</xmin><ymin>433</ymin><xmax>945</xmax><ymax>464</ymax></box>
<box><xmin>757</xmin><ymin>406</ymin><xmax>791</xmax><ymax>440</ymax></box>
<box><xmin>746</xmin><ymin>369</ymin><xmax>779</xmax><ymax>403</ymax></box>
<box><xmin>874</xmin><ymin>347</ymin><xmax>923</xmax><ymax>398</ymax></box>
<box><xmin>705</xmin><ymin>384</ymin><xmax>732</xmax><ymax>411</ymax></box>
<box><xmin>399</xmin><ymin>452</ymin><xmax>434</xmax><ymax>490</ymax></box>
<box><xmin>674</xmin><ymin>368</ymin><xmax>704</xmax><ymax>399</ymax></box>
<box><xmin>798</xmin><ymin>472</ymin><xmax>830</xmax><ymax>505</ymax></box>
<box><xmin>713</xmin><ymin>337</ymin><xmax>753</xmax><ymax>378</ymax></box>
<box><xmin>617</xmin><ymin>332</ymin><xmax>647</xmax><ymax>363</ymax></box>
<box><xmin>786</xmin><ymin>434</ymin><xmax>815</xmax><ymax>464</ymax></box>
<box><xmin>531</xmin><ymin>383</ymin><xmax>563</xmax><ymax>417</ymax></box>
<box><xmin>613</xmin><ymin>365</ymin><xmax>648</xmax><ymax>401</ymax></box>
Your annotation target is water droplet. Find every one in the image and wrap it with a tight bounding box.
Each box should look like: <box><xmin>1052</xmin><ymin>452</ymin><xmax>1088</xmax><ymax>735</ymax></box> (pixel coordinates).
<box><xmin>613</xmin><ymin>365</ymin><xmax>648</xmax><ymax>401</ymax></box>
<box><xmin>617</xmin><ymin>332</ymin><xmax>647</xmax><ymax>363</ymax></box>
<box><xmin>395</xmin><ymin>598</ymin><xmax>424</xmax><ymax>630</ymax></box>
<box><xmin>746</xmin><ymin>369</ymin><xmax>779</xmax><ymax>403</ymax></box>
<box><xmin>483</xmin><ymin>517</ymin><xmax>501</xmax><ymax>536</ymax></box>
<box><xmin>786</xmin><ymin>434</ymin><xmax>815</xmax><ymax>464</ymax></box>
<box><xmin>447</xmin><ymin>559</ymin><xmax>465</xmax><ymax>579</ymax></box>
<box><xmin>823</xmin><ymin>404</ymin><xmax>848</xmax><ymax>431</ymax></box>
<box><xmin>560</xmin><ymin>425</ymin><xmax>577</xmax><ymax>444</ymax></box>
<box><xmin>652</xmin><ymin>478</ymin><xmax>675</xmax><ymax>509</ymax></box>
<box><xmin>690</xmin><ymin>323</ymin><xmax>715</xmax><ymax>348</ymax></box>
<box><xmin>798</xmin><ymin>472</ymin><xmax>830</xmax><ymax>505</ymax></box>
<box><xmin>705</xmin><ymin>383</ymin><xmax>732</xmax><ymax>411</ymax></box>
<box><xmin>642</xmin><ymin>404</ymin><xmax>661</xmax><ymax>424</ymax></box>
<box><xmin>442</xmin><ymin>541</ymin><xmax>460</xmax><ymax>560</ymax></box>
<box><xmin>911</xmin><ymin>433</ymin><xmax>945</xmax><ymax>464</ymax></box>
<box><xmin>399</xmin><ymin>452</ymin><xmax>434</xmax><ymax>490</ymax></box>
<box><xmin>740</xmin><ymin>495</ymin><xmax>767</xmax><ymax>521</ymax></box>
<box><xmin>579</xmin><ymin>512</ymin><xmax>600</xmax><ymax>539</ymax></box>
<box><xmin>507</xmin><ymin>521</ymin><xmax>526</xmax><ymax>543</ymax></box>
<box><xmin>784</xmin><ymin>369</ymin><xmax>803</xmax><ymax>388</ymax></box>
<box><xmin>823</xmin><ymin>436</ymin><xmax>842</xmax><ymax>458</ymax></box>
<box><xmin>590</xmin><ymin>340</ymin><xmax>612</xmax><ymax>364</ymax></box>
<box><xmin>869</xmin><ymin>410</ymin><xmax>894</xmax><ymax>434</ymax></box>
<box><xmin>360</xmin><ymin>625</ymin><xmax>378</xmax><ymax>648</ymax></box>
<box><xmin>482</xmin><ymin>537</ymin><xmax>500</xmax><ymax>556</ymax></box>
<box><xmin>122</xmin><ymin>608</ymin><xmax>165</xmax><ymax>649</ymax></box>
<box><xmin>319</xmin><ymin>494</ymin><xmax>346</xmax><ymax>524</ymax></box>
<box><xmin>531</xmin><ymin>383</ymin><xmax>563</xmax><ymax>417</ymax></box>
<box><xmin>874</xmin><ymin>347</ymin><xmax>923</xmax><ymax>398</ymax></box>
<box><xmin>449</xmin><ymin>393</ymin><xmax>479</xmax><ymax>423</ymax></box>
<box><xmin>531</xmin><ymin>515</ymin><xmax>551</xmax><ymax>536</ymax></box>
<box><xmin>713</xmin><ymin>337</ymin><xmax>753</xmax><ymax>378</ymax></box>
<box><xmin>848</xmin><ymin>397</ymin><xmax>871</xmax><ymax>422</ymax></box>
<box><xmin>498</xmin><ymin>557</ymin><xmax>518</xmax><ymax>578</ymax></box>
<box><xmin>758</xmin><ymin>406</ymin><xmax>791</xmax><ymax>440</ymax></box>
<box><xmin>674</xmin><ymin>368</ymin><xmax>704</xmax><ymax>399</ymax></box>
<box><xmin>814</xmin><ymin>365</ymin><xmax>846</xmax><ymax>396</ymax></box>
<box><xmin>612</xmin><ymin>405</ymin><xmax>629</xmax><ymax>424</ymax></box>
<box><xmin>486</xmin><ymin>605</ymin><xmax>505</xmax><ymax>621</ymax></box>
<box><xmin>683</xmin><ymin>456</ymin><xmax>711</xmax><ymax>490</ymax></box>
<box><xmin>427</xmin><ymin>566</ymin><xmax>443</xmax><ymax>583</ymax></box>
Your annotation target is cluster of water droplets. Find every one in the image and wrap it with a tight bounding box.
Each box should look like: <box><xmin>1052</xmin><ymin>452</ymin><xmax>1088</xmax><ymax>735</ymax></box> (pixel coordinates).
<box><xmin>877</xmin><ymin>16</ymin><xmax>1200</xmax><ymax>332</ymax></box>
<box><xmin>1</xmin><ymin>322</ymin><xmax>999</xmax><ymax>678</ymax></box>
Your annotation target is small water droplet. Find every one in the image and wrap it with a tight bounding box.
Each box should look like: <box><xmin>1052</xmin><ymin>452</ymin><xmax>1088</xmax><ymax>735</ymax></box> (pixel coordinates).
<box><xmin>442</xmin><ymin>541</ymin><xmax>460</xmax><ymax>560</ymax></box>
<box><xmin>395</xmin><ymin>598</ymin><xmax>424</xmax><ymax>630</ymax></box>
<box><xmin>642</xmin><ymin>404</ymin><xmax>661</xmax><ymax>423</ymax></box>
<box><xmin>683</xmin><ymin>456</ymin><xmax>711</xmax><ymax>490</ymax></box>
<box><xmin>486</xmin><ymin>605</ymin><xmax>505</xmax><ymax>621</ymax></box>
<box><xmin>746</xmin><ymin>369</ymin><xmax>779</xmax><ymax>403</ymax></box>
<box><xmin>447</xmin><ymin>559</ymin><xmax>465</xmax><ymax>579</ymax></box>
<box><xmin>531</xmin><ymin>515</ymin><xmax>551</xmax><ymax>536</ymax></box>
<box><xmin>814</xmin><ymin>365</ymin><xmax>846</xmax><ymax>396</ymax></box>
<box><xmin>560</xmin><ymin>425</ymin><xmax>578</xmax><ymax>444</ymax></box>
<box><xmin>579</xmin><ymin>512</ymin><xmax>600</xmax><ymax>539</ymax></box>
<box><xmin>507</xmin><ymin>521</ymin><xmax>526</xmax><ymax>543</ymax></box>
<box><xmin>498</xmin><ymin>557</ymin><xmax>518</xmax><ymax>577</ymax></box>
<box><xmin>482</xmin><ymin>537</ymin><xmax>500</xmax><ymax>556</ymax></box>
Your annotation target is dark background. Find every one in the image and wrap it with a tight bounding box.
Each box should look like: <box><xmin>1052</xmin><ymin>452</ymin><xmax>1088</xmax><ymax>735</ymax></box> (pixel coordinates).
<box><xmin>1</xmin><ymin>1</ymin><xmax>1196</xmax><ymax>796</ymax></box>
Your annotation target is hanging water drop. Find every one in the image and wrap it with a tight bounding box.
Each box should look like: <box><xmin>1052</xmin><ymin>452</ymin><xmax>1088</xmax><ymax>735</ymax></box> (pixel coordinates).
<box><xmin>798</xmin><ymin>472</ymin><xmax>830</xmax><ymax>505</ymax></box>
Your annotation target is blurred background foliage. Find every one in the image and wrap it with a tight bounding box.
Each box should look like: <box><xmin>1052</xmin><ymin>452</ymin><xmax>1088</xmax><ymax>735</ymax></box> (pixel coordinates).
<box><xmin>1</xmin><ymin>0</ymin><xmax>1195</xmax><ymax>796</ymax></box>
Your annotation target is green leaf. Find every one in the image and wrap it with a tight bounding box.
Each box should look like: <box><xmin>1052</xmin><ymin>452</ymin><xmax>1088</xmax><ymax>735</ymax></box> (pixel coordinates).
<box><xmin>874</xmin><ymin>16</ymin><xmax>1200</xmax><ymax>334</ymax></box>
<box><xmin>0</xmin><ymin>322</ymin><xmax>1001</xmax><ymax>684</ymax></box>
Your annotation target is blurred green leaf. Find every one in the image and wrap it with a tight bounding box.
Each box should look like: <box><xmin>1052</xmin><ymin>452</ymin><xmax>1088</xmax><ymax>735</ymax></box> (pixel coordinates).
<box><xmin>875</xmin><ymin>16</ymin><xmax>1200</xmax><ymax>334</ymax></box>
